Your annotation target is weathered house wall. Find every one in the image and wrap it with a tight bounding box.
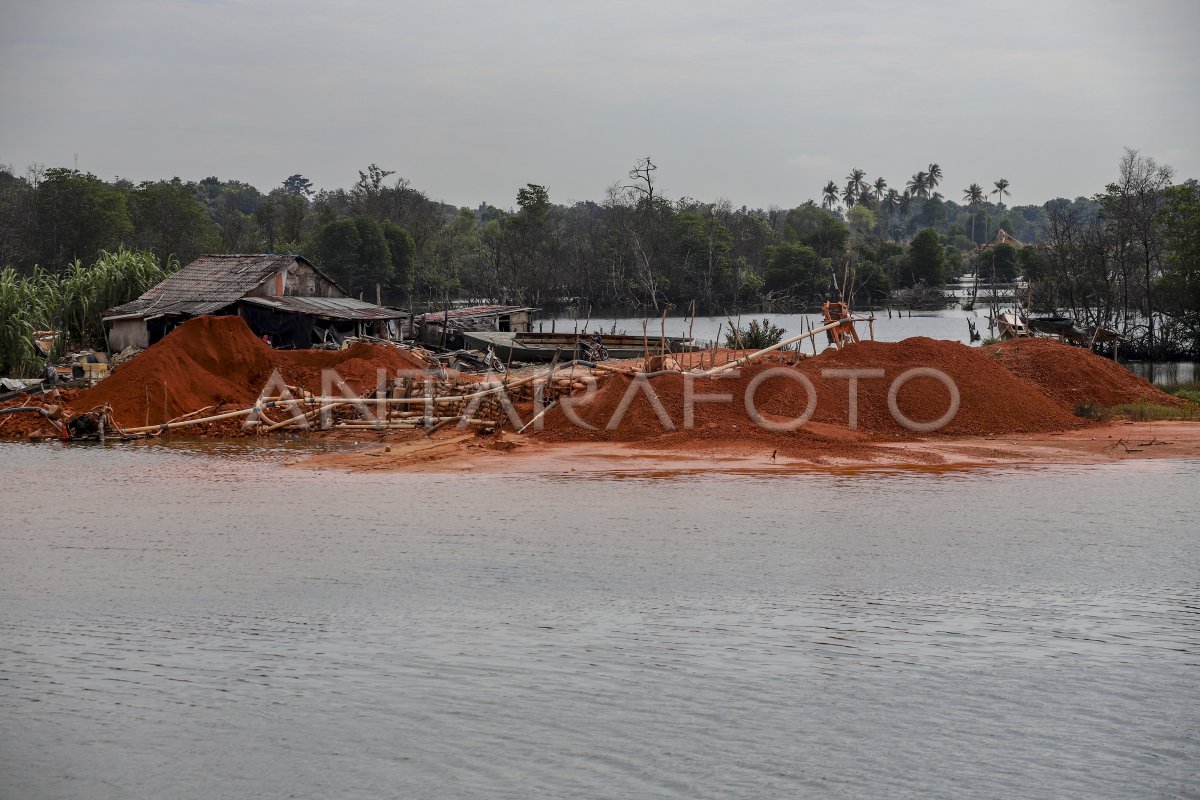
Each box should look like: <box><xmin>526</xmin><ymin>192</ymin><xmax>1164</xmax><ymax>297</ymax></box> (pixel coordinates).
<box><xmin>243</xmin><ymin>262</ymin><xmax>347</xmax><ymax>299</ymax></box>
<box><xmin>107</xmin><ymin>318</ymin><xmax>150</xmax><ymax>350</ymax></box>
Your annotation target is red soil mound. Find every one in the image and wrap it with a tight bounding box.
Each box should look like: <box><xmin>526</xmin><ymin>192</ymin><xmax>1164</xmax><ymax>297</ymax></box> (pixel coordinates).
<box><xmin>986</xmin><ymin>338</ymin><xmax>1186</xmax><ymax>410</ymax></box>
<box><xmin>540</xmin><ymin>337</ymin><xmax>1081</xmax><ymax>451</ymax></box>
<box><xmin>803</xmin><ymin>337</ymin><xmax>1079</xmax><ymax>435</ymax></box>
<box><xmin>69</xmin><ymin>315</ymin><xmax>431</xmax><ymax>429</ymax></box>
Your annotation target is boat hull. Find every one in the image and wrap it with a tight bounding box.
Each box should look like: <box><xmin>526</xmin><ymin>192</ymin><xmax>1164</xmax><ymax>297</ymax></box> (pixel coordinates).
<box><xmin>461</xmin><ymin>331</ymin><xmax>695</xmax><ymax>362</ymax></box>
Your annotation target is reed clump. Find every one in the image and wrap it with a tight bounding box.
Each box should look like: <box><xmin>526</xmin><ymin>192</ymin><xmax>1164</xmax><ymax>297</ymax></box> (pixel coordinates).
<box><xmin>0</xmin><ymin>248</ymin><xmax>173</xmax><ymax>375</ymax></box>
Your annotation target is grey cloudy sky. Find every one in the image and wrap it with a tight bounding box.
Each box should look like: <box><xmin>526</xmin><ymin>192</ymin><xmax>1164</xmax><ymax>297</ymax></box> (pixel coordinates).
<box><xmin>2</xmin><ymin>0</ymin><xmax>1198</xmax><ymax>209</ymax></box>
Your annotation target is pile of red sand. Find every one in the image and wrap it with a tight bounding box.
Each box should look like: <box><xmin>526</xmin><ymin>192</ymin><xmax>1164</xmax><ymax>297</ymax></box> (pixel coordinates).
<box><xmin>986</xmin><ymin>338</ymin><xmax>1187</xmax><ymax>410</ymax></box>
<box><xmin>540</xmin><ymin>337</ymin><xmax>1083</xmax><ymax>451</ymax></box>
<box><xmin>69</xmin><ymin>315</ymin><xmax>431</xmax><ymax>429</ymax></box>
<box><xmin>10</xmin><ymin>323</ymin><xmax>1188</xmax><ymax>447</ymax></box>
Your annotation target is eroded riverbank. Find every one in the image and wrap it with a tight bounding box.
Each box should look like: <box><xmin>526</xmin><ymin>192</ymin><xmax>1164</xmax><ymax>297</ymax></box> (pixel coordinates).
<box><xmin>292</xmin><ymin>420</ymin><xmax>1200</xmax><ymax>474</ymax></box>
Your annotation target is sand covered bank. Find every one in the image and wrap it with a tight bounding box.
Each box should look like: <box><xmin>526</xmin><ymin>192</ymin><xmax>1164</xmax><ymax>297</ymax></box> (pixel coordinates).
<box><xmin>3</xmin><ymin>315</ymin><xmax>1195</xmax><ymax>475</ymax></box>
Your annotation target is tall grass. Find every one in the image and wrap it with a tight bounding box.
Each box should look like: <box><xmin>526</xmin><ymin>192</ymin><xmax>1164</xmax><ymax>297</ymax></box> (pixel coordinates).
<box><xmin>57</xmin><ymin>249</ymin><xmax>175</xmax><ymax>350</ymax></box>
<box><xmin>1157</xmin><ymin>379</ymin><xmax>1200</xmax><ymax>405</ymax></box>
<box><xmin>0</xmin><ymin>266</ymin><xmax>58</xmax><ymax>375</ymax></box>
<box><xmin>1075</xmin><ymin>401</ymin><xmax>1200</xmax><ymax>422</ymax></box>
<box><xmin>0</xmin><ymin>248</ymin><xmax>175</xmax><ymax>376</ymax></box>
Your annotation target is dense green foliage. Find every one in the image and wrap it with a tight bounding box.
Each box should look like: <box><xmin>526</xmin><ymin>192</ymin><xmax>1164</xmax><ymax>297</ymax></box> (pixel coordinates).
<box><xmin>0</xmin><ymin>158</ymin><xmax>1086</xmax><ymax>314</ymax></box>
<box><xmin>0</xmin><ymin>149</ymin><xmax>1197</xmax><ymax>357</ymax></box>
<box><xmin>0</xmin><ymin>249</ymin><xmax>173</xmax><ymax>375</ymax></box>
<box><xmin>0</xmin><ymin>266</ymin><xmax>56</xmax><ymax>375</ymax></box>
<box><xmin>1024</xmin><ymin>152</ymin><xmax>1199</xmax><ymax>356</ymax></box>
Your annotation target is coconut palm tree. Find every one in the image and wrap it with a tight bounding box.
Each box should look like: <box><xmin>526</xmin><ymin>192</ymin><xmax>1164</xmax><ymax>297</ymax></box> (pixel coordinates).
<box><xmin>883</xmin><ymin>189</ymin><xmax>901</xmax><ymax>239</ymax></box>
<box><xmin>963</xmin><ymin>182</ymin><xmax>985</xmax><ymax>243</ymax></box>
<box><xmin>822</xmin><ymin>181</ymin><xmax>840</xmax><ymax>210</ymax></box>
<box><xmin>992</xmin><ymin>178</ymin><xmax>1010</xmax><ymax>211</ymax></box>
<box><xmin>906</xmin><ymin>171</ymin><xmax>929</xmax><ymax>199</ymax></box>
<box><xmin>872</xmin><ymin>177</ymin><xmax>888</xmax><ymax>201</ymax></box>
<box><xmin>841</xmin><ymin>183</ymin><xmax>858</xmax><ymax>208</ymax></box>
<box><xmin>846</xmin><ymin>168</ymin><xmax>868</xmax><ymax>200</ymax></box>
<box><xmin>927</xmin><ymin>163</ymin><xmax>943</xmax><ymax>193</ymax></box>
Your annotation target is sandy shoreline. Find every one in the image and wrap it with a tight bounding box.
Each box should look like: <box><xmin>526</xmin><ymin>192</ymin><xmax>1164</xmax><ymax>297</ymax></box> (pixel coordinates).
<box><xmin>291</xmin><ymin>420</ymin><xmax>1200</xmax><ymax>475</ymax></box>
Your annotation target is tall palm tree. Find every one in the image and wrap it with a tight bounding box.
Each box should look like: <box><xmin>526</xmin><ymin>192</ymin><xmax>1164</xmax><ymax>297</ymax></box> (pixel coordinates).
<box><xmin>898</xmin><ymin>190</ymin><xmax>914</xmax><ymax>237</ymax></box>
<box><xmin>992</xmin><ymin>178</ymin><xmax>1010</xmax><ymax>211</ymax></box>
<box><xmin>927</xmin><ymin>163</ymin><xmax>943</xmax><ymax>193</ymax></box>
<box><xmin>846</xmin><ymin>168</ymin><xmax>868</xmax><ymax>200</ymax></box>
<box><xmin>841</xmin><ymin>183</ymin><xmax>858</xmax><ymax>208</ymax></box>
<box><xmin>963</xmin><ymin>182</ymin><xmax>985</xmax><ymax>243</ymax></box>
<box><xmin>906</xmin><ymin>171</ymin><xmax>929</xmax><ymax>199</ymax></box>
<box><xmin>872</xmin><ymin>177</ymin><xmax>888</xmax><ymax>201</ymax></box>
<box><xmin>822</xmin><ymin>180</ymin><xmax>839</xmax><ymax>210</ymax></box>
<box><xmin>883</xmin><ymin>189</ymin><xmax>901</xmax><ymax>239</ymax></box>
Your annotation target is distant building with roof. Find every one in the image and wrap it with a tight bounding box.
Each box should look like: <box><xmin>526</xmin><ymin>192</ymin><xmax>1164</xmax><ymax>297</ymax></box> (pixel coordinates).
<box><xmin>413</xmin><ymin>305</ymin><xmax>537</xmax><ymax>348</ymax></box>
<box><xmin>103</xmin><ymin>254</ymin><xmax>407</xmax><ymax>350</ymax></box>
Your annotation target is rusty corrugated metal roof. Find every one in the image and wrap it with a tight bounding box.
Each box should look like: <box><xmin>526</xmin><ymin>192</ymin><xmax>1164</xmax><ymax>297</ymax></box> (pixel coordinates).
<box><xmin>104</xmin><ymin>254</ymin><xmax>339</xmax><ymax>319</ymax></box>
<box><xmin>414</xmin><ymin>305</ymin><xmax>536</xmax><ymax>322</ymax></box>
<box><xmin>240</xmin><ymin>296</ymin><xmax>407</xmax><ymax>321</ymax></box>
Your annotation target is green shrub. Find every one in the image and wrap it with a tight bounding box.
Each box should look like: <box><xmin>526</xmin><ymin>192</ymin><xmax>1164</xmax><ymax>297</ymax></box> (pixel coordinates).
<box><xmin>724</xmin><ymin>318</ymin><xmax>786</xmax><ymax>350</ymax></box>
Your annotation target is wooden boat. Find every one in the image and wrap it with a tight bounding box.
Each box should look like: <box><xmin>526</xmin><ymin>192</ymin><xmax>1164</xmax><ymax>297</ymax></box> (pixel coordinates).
<box><xmin>461</xmin><ymin>330</ymin><xmax>696</xmax><ymax>362</ymax></box>
<box><xmin>1026</xmin><ymin>317</ymin><xmax>1121</xmax><ymax>344</ymax></box>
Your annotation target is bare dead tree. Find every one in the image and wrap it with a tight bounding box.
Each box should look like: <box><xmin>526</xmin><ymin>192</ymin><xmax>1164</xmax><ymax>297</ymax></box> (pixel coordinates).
<box><xmin>626</xmin><ymin>157</ymin><xmax>657</xmax><ymax>204</ymax></box>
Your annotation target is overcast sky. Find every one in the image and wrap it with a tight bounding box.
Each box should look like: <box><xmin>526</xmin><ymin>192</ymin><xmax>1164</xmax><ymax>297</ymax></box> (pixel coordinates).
<box><xmin>2</xmin><ymin>0</ymin><xmax>1197</xmax><ymax>210</ymax></box>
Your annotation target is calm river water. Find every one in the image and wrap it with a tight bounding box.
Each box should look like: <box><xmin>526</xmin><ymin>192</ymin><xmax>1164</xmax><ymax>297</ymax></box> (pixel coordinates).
<box><xmin>2</xmin><ymin>441</ymin><xmax>1198</xmax><ymax>799</ymax></box>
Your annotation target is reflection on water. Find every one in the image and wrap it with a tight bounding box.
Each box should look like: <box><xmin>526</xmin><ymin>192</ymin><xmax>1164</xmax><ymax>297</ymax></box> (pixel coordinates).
<box><xmin>1</xmin><ymin>444</ymin><xmax>1198</xmax><ymax>799</ymax></box>
<box><xmin>1125</xmin><ymin>360</ymin><xmax>1198</xmax><ymax>386</ymax></box>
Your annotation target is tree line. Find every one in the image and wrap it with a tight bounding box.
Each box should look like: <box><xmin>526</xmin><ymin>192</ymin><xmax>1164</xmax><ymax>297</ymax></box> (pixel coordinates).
<box><xmin>0</xmin><ymin>149</ymin><xmax>1197</xmax><ymax>357</ymax></box>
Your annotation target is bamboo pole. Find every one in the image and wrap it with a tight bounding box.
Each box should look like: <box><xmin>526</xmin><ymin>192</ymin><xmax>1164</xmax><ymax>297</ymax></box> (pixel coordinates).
<box><xmin>517</xmin><ymin>400</ymin><xmax>557</xmax><ymax>434</ymax></box>
<box><xmin>166</xmin><ymin>405</ymin><xmax>214</xmax><ymax>424</ymax></box>
<box><xmin>121</xmin><ymin>402</ymin><xmax>286</xmax><ymax>435</ymax></box>
<box><xmin>116</xmin><ymin>362</ymin><xmax>595</xmax><ymax>437</ymax></box>
<box><xmin>335</xmin><ymin>417</ymin><xmax>481</xmax><ymax>428</ymax></box>
<box><xmin>262</xmin><ymin>406</ymin><xmax>321</xmax><ymax>432</ymax></box>
<box><xmin>702</xmin><ymin>319</ymin><xmax>848</xmax><ymax>376</ymax></box>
